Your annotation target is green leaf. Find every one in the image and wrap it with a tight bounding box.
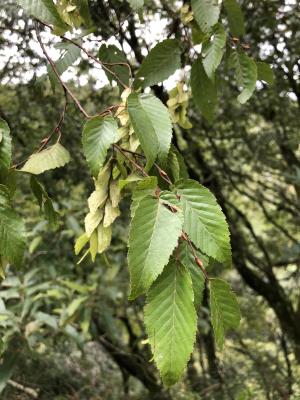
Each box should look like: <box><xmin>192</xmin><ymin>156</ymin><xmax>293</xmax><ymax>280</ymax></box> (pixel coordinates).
<box><xmin>82</xmin><ymin>116</ymin><xmax>118</xmax><ymax>176</ymax></box>
<box><xmin>179</xmin><ymin>241</ymin><xmax>207</xmax><ymax>309</ymax></box>
<box><xmin>17</xmin><ymin>0</ymin><xmax>69</xmax><ymax>31</ymax></box>
<box><xmin>202</xmin><ymin>24</ymin><xmax>226</xmax><ymax>79</ymax></box>
<box><xmin>191</xmin><ymin>57</ymin><xmax>218</xmax><ymax>122</ymax></box>
<box><xmin>144</xmin><ymin>260</ymin><xmax>197</xmax><ymax>385</ymax></box>
<box><xmin>223</xmin><ymin>0</ymin><xmax>245</xmax><ymax>37</ymax></box>
<box><xmin>134</xmin><ymin>39</ymin><xmax>181</xmax><ymax>89</ymax></box>
<box><xmin>21</xmin><ymin>143</ymin><xmax>70</xmax><ymax>175</ymax></box>
<box><xmin>256</xmin><ymin>62</ymin><xmax>275</xmax><ymax>85</ymax></box>
<box><xmin>191</xmin><ymin>0</ymin><xmax>221</xmax><ymax>33</ymax></box>
<box><xmin>30</xmin><ymin>176</ymin><xmax>58</xmax><ymax>224</ymax></box>
<box><xmin>230</xmin><ymin>50</ymin><xmax>257</xmax><ymax>104</ymax></box>
<box><xmin>127</xmin><ymin>93</ymin><xmax>172</xmax><ymax>169</ymax></box>
<box><xmin>0</xmin><ymin>194</ymin><xmax>26</xmax><ymax>265</ymax></box>
<box><xmin>48</xmin><ymin>43</ymin><xmax>81</xmax><ymax>88</ymax></box>
<box><xmin>130</xmin><ymin>176</ymin><xmax>158</xmax><ymax>218</ymax></box>
<box><xmin>0</xmin><ymin>118</ymin><xmax>12</xmax><ymax>173</ymax></box>
<box><xmin>128</xmin><ymin>195</ymin><xmax>183</xmax><ymax>299</ymax></box>
<box><xmin>98</xmin><ymin>44</ymin><xmax>130</xmax><ymax>89</ymax></box>
<box><xmin>127</xmin><ymin>0</ymin><xmax>144</xmax><ymax>10</ymax></box>
<box><xmin>209</xmin><ymin>278</ymin><xmax>241</xmax><ymax>350</ymax></box>
<box><xmin>175</xmin><ymin>179</ymin><xmax>231</xmax><ymax>264</ymax></box>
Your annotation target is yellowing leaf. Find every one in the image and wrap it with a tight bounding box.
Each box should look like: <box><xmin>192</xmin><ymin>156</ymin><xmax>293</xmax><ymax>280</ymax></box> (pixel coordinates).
<box><xmin>21</xmin><ymin>143</ymin><xmax>70</xmax><ymax>175</ymax></box>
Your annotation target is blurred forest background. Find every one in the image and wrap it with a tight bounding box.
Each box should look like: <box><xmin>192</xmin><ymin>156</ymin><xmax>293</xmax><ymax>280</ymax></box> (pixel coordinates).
<box><xmin>0</xmin><ymin>0</ymin><xmax>299</xmax><ymax>399</ymax></box>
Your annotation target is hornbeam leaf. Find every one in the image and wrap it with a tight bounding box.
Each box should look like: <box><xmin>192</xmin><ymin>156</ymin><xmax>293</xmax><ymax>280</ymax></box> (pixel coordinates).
<box><xmin>191</xmin><ymin>0</ymin><xmax>221</xmax><ymax>33</ymax></box>
<box><xmin>0</xmin><ymin>118</ymin><xmax>11</xmax><ymax>173</ymax></box>
<box><xmin>127</xmin><ymin>0</ymin><xmax>144</xmax><ymax>10</ymax></box>
<box><xmin>98</xmin><ymin>44</ymin><xmax>130</xmax><ymax>89</ymax></box>
<box><xmin>0</xmin><ymin>192</ymin><xmax>26</xmax><ymax>265</ymax></box>
<box><xmin>82</xmin><ymin>116</ymin><xmax>119</xmax><ymax>177</ymax></box>
<box><xmin>127</xmin><ymin>93</ymin><xmax>172</xmax><ymax>169</ymax></box>
<box><xmin>130</xmin><ymin>176</ymin><xmax>158</xmax><ymax>218</ymax></box>
<box><xmin>256</xmin><ymin>62</ymin><xmax>275</xmax><ymax>85</ymax></box>
<box><xmin>144</xmin><ymin>260</ymin><xmax>197</xmax><ymax>385</ymax></box>
<box><xmin>134</xmin><ymin>39</ymin><xmax>181</xmax><ymax>89</ymax></box>
<box><xmin>179</xmin><ymin>241</ymin><xmax>208</xmax><ymax>309</ymax></box>
<box><xmin>128</xmin><ymin>195</ymin><xmax>182</xmax><ymax>299</ymax></box>
<box><xmin>17</xmin><ymin>0</ymin><xmax>69</xmax><ymax>31</ymax></box>
<box><xmin>175</xmin><ymin>179</ymin><xmax>231</xmax><ymax>264</ymax></box>
<box><xmin>191</xmin><ymin>57</ymin><xmax>218</xmax><ymax>122</ymax></box>
<box><xmin>202</xmin><ymin>24</ymin><xmax>226</xmax><ymax>79</ymax></box>
<box><xmin>224</xmin><ymin>0</ymin><xmax>245</xmax><ymax>37</ymax></box>
<box><xmin>209</xmin><ymin>278</ymin><xmax>241</xmax><ymax>350</ymax></box>
<box><xmin>21</xmin><ymin>143</ymin><xmax>70</xmax><ymax>175</ymax></box>
<box><xmin>48</xmin><ymin>43</ymin><xmax>81</xmax><ymax>88</ymax></box>
<box><xmin>230</xmin><ymin>50</ymin><xmax>257</xmax><ymax>104</ymax></box>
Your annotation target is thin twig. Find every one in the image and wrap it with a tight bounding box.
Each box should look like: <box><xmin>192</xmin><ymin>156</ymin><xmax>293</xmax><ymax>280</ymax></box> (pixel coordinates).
<box><xmin>114</xmin><ymin>145</ymin><xmax>173</xmax><ymax>185</ymax></box>
<box><xmin>35</xmin><ymin>22</ymin><xmax>91</xmax><ymax>118</ymax></box>
<box><xmin>36</xmin><ymin>19</ymin><xmax>132</xmax><ymax>88</ymax></box>
<box><xmin>114</xmin><ymin>144</ymin><xmax>149</xmax><ymax>177</ymax></box>
<box><xmin>181</xmin><ymin>232</ymin><xmax>208</xmax><ymax>279</ymax></box>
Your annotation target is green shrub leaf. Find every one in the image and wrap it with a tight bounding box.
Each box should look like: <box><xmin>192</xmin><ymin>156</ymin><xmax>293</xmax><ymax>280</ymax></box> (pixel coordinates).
<box><xmin>175</xmin><ymin>179</ymin><xmax>231</xmax><ymax>264</ymax></box>
<box><xmin>134</xmin><ymin>39</ymin><xmax>181</xmax><ymax>88</ymax></box>
<box><xmin>98</xmin><ymin>44</ymin><xmax>130</xmax><ymax>89</ymax></box>
<box><xmin>224</xmin><ymin>0</ymin><xmax>245</xmax><ymax>37</ymax></box>
<box><xmin>230</xmin><ymin>50</ymin><xmax>257</xmax><ymax>103</ymax></box>
<box><xmin>127</xmin><ymin>93</ymin><xmax>172</xmax><ymax>169</ymax></box>
<box><xmin>191</xmin><ymin>57</ymin><xmax>218</xmax><ymax>122</ymax></box>
<box><xmin>256</xmin><ymin>62</ymin><xmax>275</xmax><ymax>85</ymax></box>
<box><xmin>209</xmin><ymin>278</ymin><xmax>241</xmax><ymax>350</ymax></box>
<box><xmin>82</xmin><ymin>116</ymin><xmax>118</xmax><ymax>177</ymax></box>
<box><xmin>144</xmin><ymin>260</ymin><xmax>197</xmax><ymax>385</ymax></box>
<box><xmin>17</xmin><ymin>0</ymin><xmax>69</xmax><ymax>31</ymax></box>
<box><xmin>128</xmin><ymin>195</ymin><xmax>182</xmax><ymax>299</ymax></box>
<box><xmin>202</xmin><ymin>24</ymin><xmax>226</xmax><ymax>79</ymax></box>
<box><xmin>191</xmin><ymin>0</ymin><xmax>221</xmax><ymax>33</ymax></box>
<box><xmin>0</xmin><ymin>118</ymin><xmax>12</xmax><ymax>173</ymax></box>
<box><xmin>0</xmin><ymin>187</ymin><xmax>26</xmax><ymax>265</ymax></box>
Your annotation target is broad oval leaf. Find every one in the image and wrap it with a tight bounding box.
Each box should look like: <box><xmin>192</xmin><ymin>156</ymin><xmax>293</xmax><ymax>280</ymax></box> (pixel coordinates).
<box><xmin>0</xmin><ymin>196</ymin><xmax>26</xmax><ymax>265</ymax></box>
<box><xmin>224</xmin><ymin>0</ymin><xmax>245</xmax><ymax>37</ymax></box>
<box><xmin>98</xmin><ymin>44</ymin><xmax>130</xmax><ymax>89</ymax></box>
<box><xmin>127</xmin><ymin>0</ymin><xmax>144</xmax><ymax>10</ymax></box>
<box><xmin>191</xmin><ymin>0</ymin><xmax>221</xmax><ymax>33</ymax></box>
<box><xmin>191</xmin><ymin>57</ymin><xmax>218</xmax><ymax>122</ymax></box>
<box><xmin>130</xmin><ymin>176</ymin><xmax>158</xmax><ymax>218</ymax></box>
<box><xmin>134</xmin><ymin>39</ymin><xmax>181</xmax><ymax>89</ymax></box>
<box><xmin>82</xmin><ymin>116</ymin><xmax>119</xmax><ymax>177</ymax></box>
<box><xmin>175</xmin><ymin>179</ymin><xmax>231</xmax><ymax>265</ymax></box>
<box><xmin>128</xmin><ymin>195</ymin><xmax>183</xmax><ymax>299</ymax></box>
<box><xmin>230</xmin><ymin>50</ymin><xmax>257</xmax><ymax>104</ymax></box>
<box><xmin>202</xmin><ymin>24</ymin><xmax>226</xmax><ymax>79</ymax></box>
<box><xmin>21</xmin><ymin>143</ymin><xmax>71</xmax><ymax>175</ymax></box>
<box><xmin>127</xmin><ymin>93</ymin><xmax>172</xmax><ymax>169</ymax></box>
<box><xmin>48</xmin><ymin>43</ymin><xmax>81</xmax><ymax>88</ymax></box>
<box><xmin>0</xmin><ymin>118</ymin><xmax>12</xmax><ymax>173</ymax></box>
<box><xmin>209</xmin><ymin>278</ymin><xmax>241</xmax><ymax>350</ymax></box>
<box><xmin>144</xmin><ymin>260</ymin><xmax>197</xmax><ymax>386</ymax></box>
<box><xmin>17</xmin><ymin>0</ymin><xmax>69</xmax><ymax>31</ymax></box>
<box><xmin>256</xmin><ymin>62</ymin><xmax>275</xmax><ymax>85</ymax></box>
